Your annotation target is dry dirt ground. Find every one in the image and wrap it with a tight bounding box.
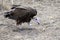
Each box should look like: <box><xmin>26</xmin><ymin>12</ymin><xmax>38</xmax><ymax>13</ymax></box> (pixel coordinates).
<box><xmin>0</xmin><ymin>0</ymin><xmax>60</xmax><ymax>40</ymax></box>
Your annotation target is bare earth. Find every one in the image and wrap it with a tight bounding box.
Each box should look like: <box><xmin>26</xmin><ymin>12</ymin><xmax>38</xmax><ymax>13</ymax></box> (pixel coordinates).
<box><xmin>0</xmin><ymin>0</ymin><xmax>60</xmax><ymax>40</ymax></box>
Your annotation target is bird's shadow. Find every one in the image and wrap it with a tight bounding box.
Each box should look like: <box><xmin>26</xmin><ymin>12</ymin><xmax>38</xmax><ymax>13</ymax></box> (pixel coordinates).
<box><xmin>0</xmin><ymin>24</ymin><xmax>36</xmax><ymax>32</ymax></box>
<box><xmin>13</xmin><ymin>27</ymin><xmax>35</xmax><ymax>32</ymax></box>
<box><xmin>12</xmin><ymin>27</ymin><xmax>40</xmax><ymax>36</ymax></box>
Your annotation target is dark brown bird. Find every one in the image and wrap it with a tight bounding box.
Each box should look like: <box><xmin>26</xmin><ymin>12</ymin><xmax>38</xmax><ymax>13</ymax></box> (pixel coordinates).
<box><xmin>4</xmin><ymin>5</ymin><xmax>40</xmax><ymax>26</ymax></box>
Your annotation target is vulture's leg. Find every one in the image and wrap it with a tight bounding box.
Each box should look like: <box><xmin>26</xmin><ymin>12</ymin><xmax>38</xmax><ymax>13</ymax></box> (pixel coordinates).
<box><xmin>16</xmin><ymin>19</ymin><xmax>21</xmax><ymax>25</ymax></box>
<box><xmin>28</xmin><ymin>22</ymin><xmax>32</xmax><ymax>27</ymax></box>
<box><xmin>16</xmin><ymin>20</ymin><xmax>20</xmax><ymax>25</ymax></box>
<box><xmin>33</xmin><ymin>17</ymin><xmax>40</xmax><ymax>25</ymax></box>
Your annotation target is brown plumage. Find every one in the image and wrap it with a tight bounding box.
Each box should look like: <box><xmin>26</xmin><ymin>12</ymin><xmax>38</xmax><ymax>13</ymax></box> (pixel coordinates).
<box><xmin>4</xmin><ymin>5</ymin><xmax>38</xmax><ymax>25</ymax></box>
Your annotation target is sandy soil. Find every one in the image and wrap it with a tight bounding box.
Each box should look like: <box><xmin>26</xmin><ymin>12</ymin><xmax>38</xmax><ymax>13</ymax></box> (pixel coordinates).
<box><xmin>0</xmin><ymin>0</ymin><xmax>60</xmax><ymax>40</ymax></box>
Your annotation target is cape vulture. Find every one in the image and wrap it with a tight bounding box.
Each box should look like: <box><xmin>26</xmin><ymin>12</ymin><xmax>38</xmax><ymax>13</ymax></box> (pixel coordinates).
<box><xmin>4</xmin><ymin>5</ymin><xmax>40</xmax><ymax>26</ymax></box>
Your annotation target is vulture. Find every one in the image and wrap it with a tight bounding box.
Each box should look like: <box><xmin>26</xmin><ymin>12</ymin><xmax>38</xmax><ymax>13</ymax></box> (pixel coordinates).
<box><xmin>4</xmin><ymin>5</ymin><xmax>40</xmax><ymax>26</ymax></box>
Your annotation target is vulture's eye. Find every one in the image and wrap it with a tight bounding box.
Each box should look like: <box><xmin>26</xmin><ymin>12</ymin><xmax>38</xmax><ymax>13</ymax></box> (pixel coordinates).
<box><xmin>35</xmin><ymin>19</ymin><xmax>37</xmax><ymax>20</ymax></box>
